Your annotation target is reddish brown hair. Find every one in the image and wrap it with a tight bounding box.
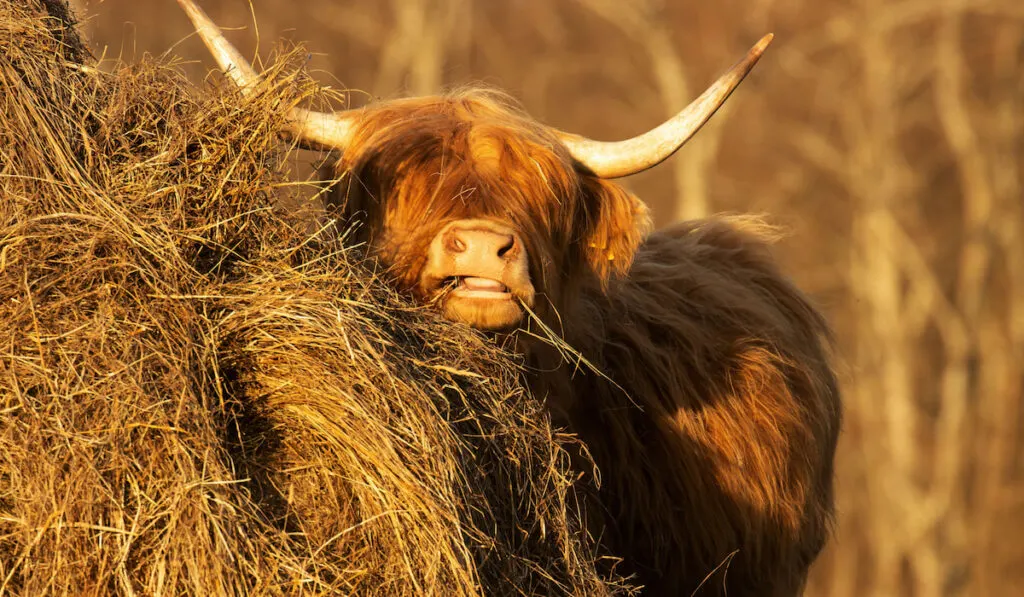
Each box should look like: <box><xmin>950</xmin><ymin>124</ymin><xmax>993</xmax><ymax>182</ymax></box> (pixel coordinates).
<box><xmin>326</xmin><ymin>88</ymin><xmax>840</xmax><ymax>596</ymax></box>
<box><xmin>328</xmin><ymin>88</ymin><xmax>651</xmax><ymax>305</ymax></box>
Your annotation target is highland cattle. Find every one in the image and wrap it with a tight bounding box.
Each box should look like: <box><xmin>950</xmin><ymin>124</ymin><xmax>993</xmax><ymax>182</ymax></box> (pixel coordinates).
<box><xmin>177</xmin><ymin>1</ymin><xmax>842</xmax><ymax>594</ymax></box>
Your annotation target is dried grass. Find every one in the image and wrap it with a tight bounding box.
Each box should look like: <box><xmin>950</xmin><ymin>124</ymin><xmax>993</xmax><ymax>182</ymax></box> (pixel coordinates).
<box><xmin>0</xmin><ymin>1</ymin><xmax>628</xmax><ymax>594</ymax></box>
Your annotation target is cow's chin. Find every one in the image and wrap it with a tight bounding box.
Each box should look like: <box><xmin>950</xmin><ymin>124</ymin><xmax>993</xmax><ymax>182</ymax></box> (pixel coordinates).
<box><xmin>441</xmin><ymin>294</ymin><xmax>525</xmax><ymax>331</ymax></box>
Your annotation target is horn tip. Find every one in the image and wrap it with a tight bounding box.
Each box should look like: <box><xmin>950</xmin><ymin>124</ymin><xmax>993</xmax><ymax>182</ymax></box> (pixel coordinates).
<box><xmin>755</xmin><ymin>33</ymin><xmax>775</xmax><ymax>54</ymax></box>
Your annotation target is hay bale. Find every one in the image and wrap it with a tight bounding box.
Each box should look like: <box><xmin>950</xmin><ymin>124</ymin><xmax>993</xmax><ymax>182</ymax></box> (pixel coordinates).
<box><xmin>0</xmin><ymin>1</ymin><xmax>630</xmax><ymax>594</ymax></box>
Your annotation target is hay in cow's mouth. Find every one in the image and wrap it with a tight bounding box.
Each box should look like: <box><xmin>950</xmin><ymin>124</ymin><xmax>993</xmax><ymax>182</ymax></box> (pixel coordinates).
<box><xmin>0</xmin><ymin>1</ymin><xmax>633</xmax><ymax>594</ymax></box>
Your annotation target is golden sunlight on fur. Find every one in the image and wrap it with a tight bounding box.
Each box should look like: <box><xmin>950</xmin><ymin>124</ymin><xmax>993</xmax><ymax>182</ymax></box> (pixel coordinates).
<box><xmin>325</xmin><ymin>90</ymin><xmax>841</xmax><ymax>596</ymax></box>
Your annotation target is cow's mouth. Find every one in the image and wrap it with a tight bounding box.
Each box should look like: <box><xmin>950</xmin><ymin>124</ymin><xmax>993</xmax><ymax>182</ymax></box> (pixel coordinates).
<box><xmin>443</xmin><ymin>276</ymin><xmax>513</xmax><ymax>300</ymax></box>
<box><xmin>429</xmin><ymin>275</ymin><xmax>530</xmax><ymax>331</ymax></box>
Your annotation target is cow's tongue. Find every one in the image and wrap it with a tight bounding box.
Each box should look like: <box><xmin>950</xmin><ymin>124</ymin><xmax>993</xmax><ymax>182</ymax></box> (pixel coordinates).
<box><xmin>461</xmin><ymin>277</ymin><xmax>507</xmax><ymax>292</ymax></box>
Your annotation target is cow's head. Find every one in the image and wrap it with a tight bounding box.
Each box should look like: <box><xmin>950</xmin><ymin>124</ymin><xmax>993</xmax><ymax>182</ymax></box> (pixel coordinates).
<box><xmin>177</xmin><ymin>0</ymin><xmax>772</xmax><ymax>332</ymax></box>
<box><xmin>322</xmin><ymin>91</ymin><xmax>661</xmax><ymax>331</ymax></box>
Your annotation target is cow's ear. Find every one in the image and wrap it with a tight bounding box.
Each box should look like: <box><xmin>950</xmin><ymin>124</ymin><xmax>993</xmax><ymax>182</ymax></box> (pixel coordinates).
<box><xmin>582</xmin><ymin>178</ymin><xmax>652</xmax><ymax>282</ymax></box>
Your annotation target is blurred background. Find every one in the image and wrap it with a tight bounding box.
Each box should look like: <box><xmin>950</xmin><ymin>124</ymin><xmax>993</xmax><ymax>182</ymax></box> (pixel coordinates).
<box><xmin>68</xmin><ymin>1</ymin><xmax>1024</xmax><ymax>595</ymax></box>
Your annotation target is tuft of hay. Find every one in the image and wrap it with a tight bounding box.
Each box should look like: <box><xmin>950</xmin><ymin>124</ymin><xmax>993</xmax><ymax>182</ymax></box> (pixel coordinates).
<box><xmin>0</xmin><ymin>1</ymin><xmax>631</xmax><ymax>594</ymax></box>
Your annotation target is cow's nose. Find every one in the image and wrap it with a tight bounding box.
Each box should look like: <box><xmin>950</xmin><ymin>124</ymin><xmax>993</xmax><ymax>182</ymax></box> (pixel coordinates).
<box><xmin>444</xmin><ymin>228</ymin><xmax>519</xmax><ymax>261</ymax></box>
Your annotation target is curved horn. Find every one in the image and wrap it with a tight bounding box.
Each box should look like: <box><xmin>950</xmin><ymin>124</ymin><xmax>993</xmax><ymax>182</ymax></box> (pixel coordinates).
<box><xmin>176</xmin><ymin>0</ymin><xmax>356</xmax><ymax>150</ymax></box>
<box><xmin>556</xmin><ymin>33</ymin><xmax>774</xmax><ymax>179</ymax></box>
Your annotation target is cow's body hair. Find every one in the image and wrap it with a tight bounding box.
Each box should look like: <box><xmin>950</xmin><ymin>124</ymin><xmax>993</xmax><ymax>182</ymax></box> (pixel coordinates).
<box><xmin>326</xmin><ymin>88</ymin><xmax>841</xmax><ymax>596</ymax></box>
<box><xmin>532</xmin><ymin>217</ymin><xmax>840</xmax><ymax>595</ymax></box>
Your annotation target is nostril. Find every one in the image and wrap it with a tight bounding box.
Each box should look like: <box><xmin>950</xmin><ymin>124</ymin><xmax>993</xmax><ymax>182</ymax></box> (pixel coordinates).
<box><xmin>445</xmin><ymin>233</ymin><xmax>467</xmax><ymax>253</ymax></box>
<box><xmin>496</xmin><ymin>235</ymin><xmax>516</xmax><ymax>259</ymax></box>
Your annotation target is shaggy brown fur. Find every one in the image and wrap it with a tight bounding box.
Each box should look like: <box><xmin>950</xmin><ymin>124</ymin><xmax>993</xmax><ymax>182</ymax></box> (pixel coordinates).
<box><xmin>328</xmin><ymin>88</ymin><xmax>842</xmax><ymax>596</ymax></box>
